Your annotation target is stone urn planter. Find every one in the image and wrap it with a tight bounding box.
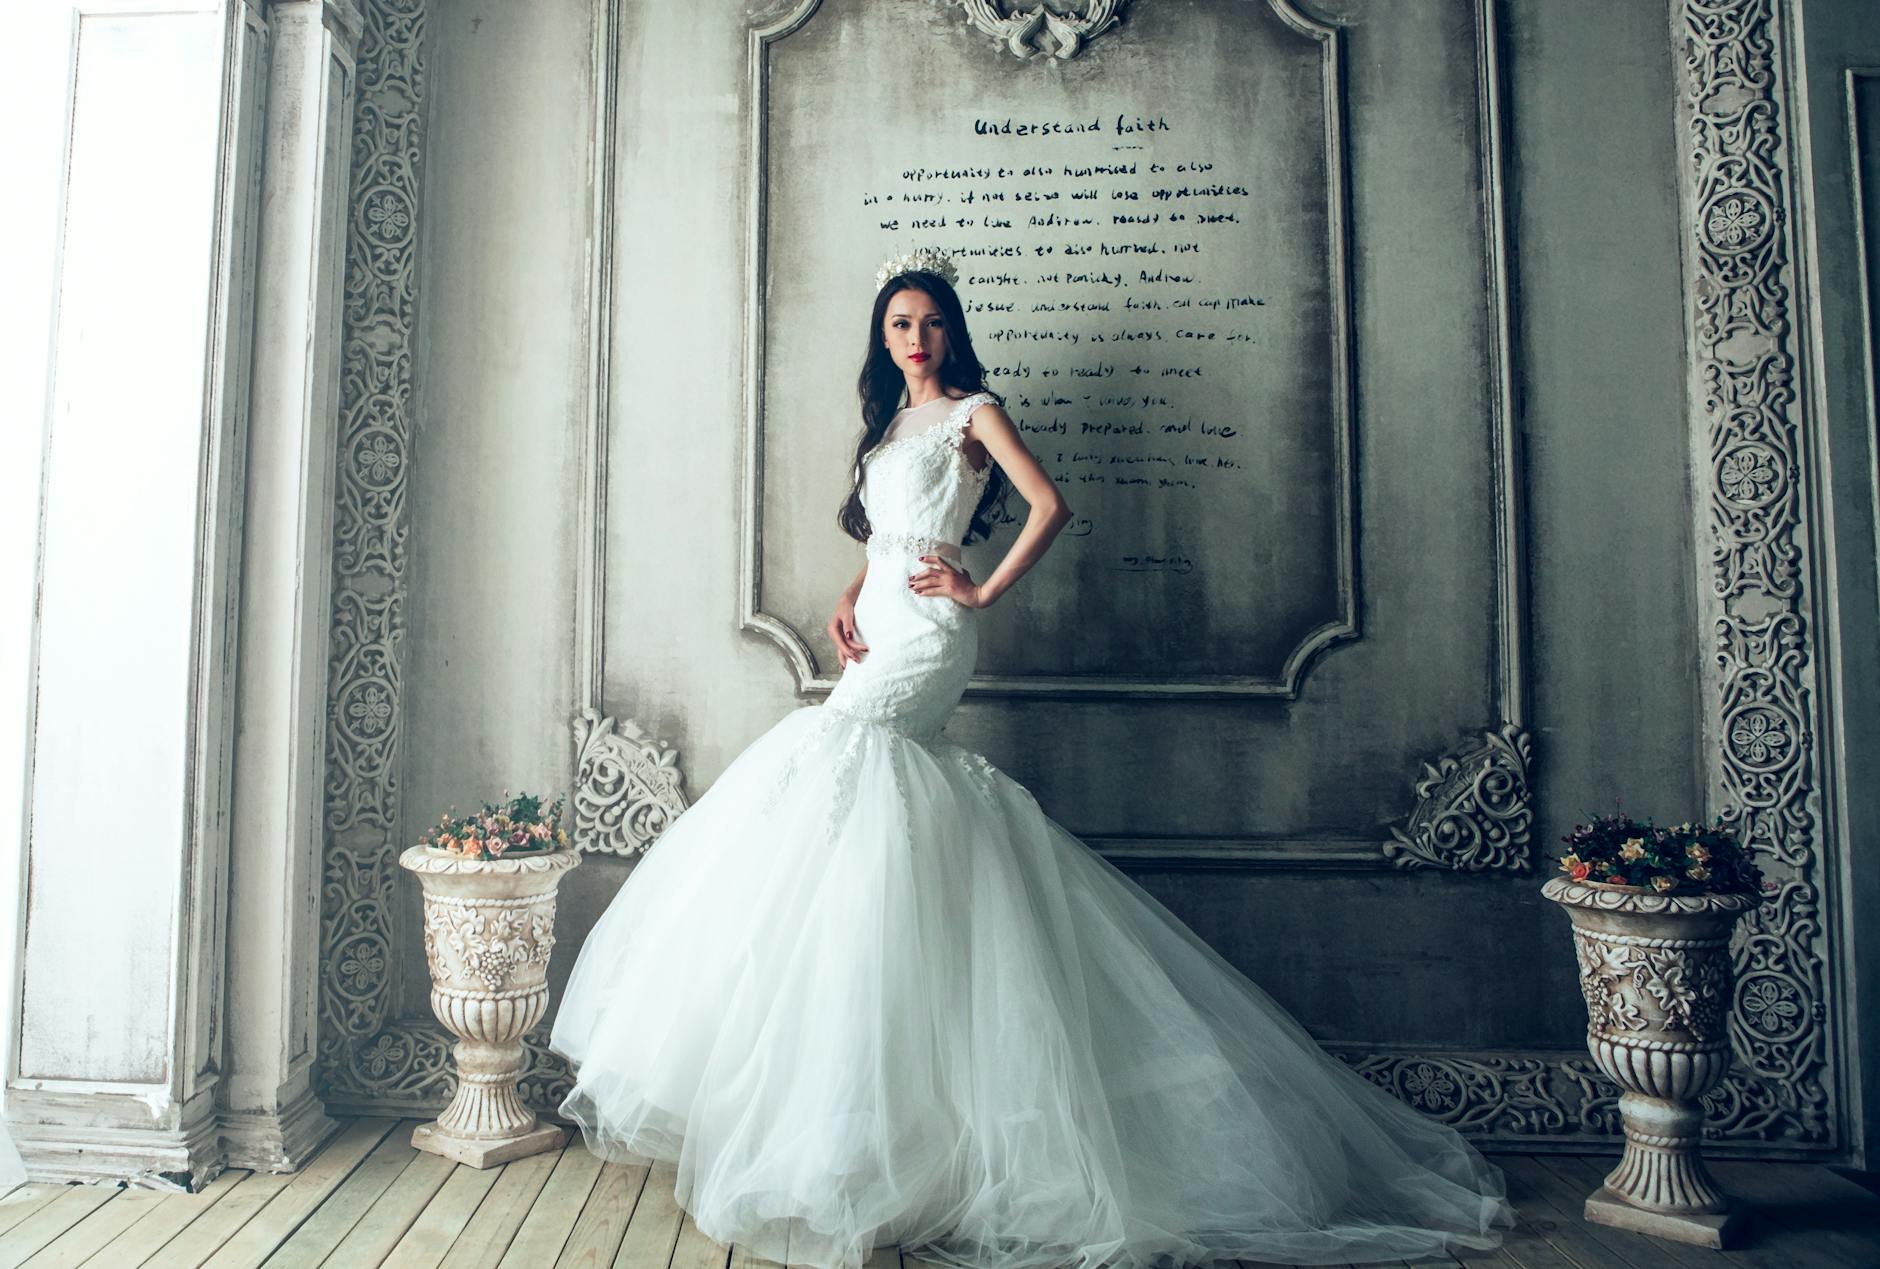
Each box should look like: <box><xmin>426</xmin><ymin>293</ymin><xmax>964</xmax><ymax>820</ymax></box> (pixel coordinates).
<box><xmin>1543</xmin><ymin>876</ymin><xmax>1758</xmax><ymax>1248</ymax></box>
<box><xmin>399</xmin><ymin>844</ymin><xmax>582</xmax><ymax>1167</ymax></box>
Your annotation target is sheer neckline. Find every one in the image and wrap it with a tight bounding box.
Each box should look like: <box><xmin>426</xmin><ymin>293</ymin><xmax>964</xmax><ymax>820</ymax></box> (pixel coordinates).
<box><xmin>865</xmin><ymin>392</ymin><xmax>994</xmax><ymax>479</ymax></box>
<box><xmin>883</xmin><ymin>393</ymin><xmax>971</xmax><ymax>444</ymax></box>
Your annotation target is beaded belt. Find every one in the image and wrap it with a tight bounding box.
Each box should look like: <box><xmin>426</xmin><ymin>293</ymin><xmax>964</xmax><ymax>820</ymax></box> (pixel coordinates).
<box><xmin>866</xmin><ymin>531</ymin><xmax>961</xmax><ymax>561</ymax></box>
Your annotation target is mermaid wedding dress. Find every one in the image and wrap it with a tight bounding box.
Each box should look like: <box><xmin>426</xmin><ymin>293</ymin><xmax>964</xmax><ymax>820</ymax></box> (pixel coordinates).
<box><xmin>550</xmin><ymin>393</ymin><xmax>1512</xmax><ymax>1268</ymax></box>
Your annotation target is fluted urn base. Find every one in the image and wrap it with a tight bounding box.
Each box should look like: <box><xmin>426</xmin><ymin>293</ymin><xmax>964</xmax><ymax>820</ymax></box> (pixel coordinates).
<box><xmin>1581</xmin><ymin>1092</ymin><xmax>1742</xmax><ymax>1246</ymax></box>
<box><xmin>399</xmin><ymin>844</ymin><xmax>582</xmax><ymax>1171</ymax></box>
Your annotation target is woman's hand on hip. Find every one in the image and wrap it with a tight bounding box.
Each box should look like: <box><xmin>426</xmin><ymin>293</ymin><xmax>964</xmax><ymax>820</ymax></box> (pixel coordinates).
<box><xmin>828</xmin><ymin>594</ymin><xmax>868</xmax><ymax>666</ymax></box>
<box><xmin>909</xmin><ymin>556</ymin><xmax>986</xmax><ymax>608</ymax></box>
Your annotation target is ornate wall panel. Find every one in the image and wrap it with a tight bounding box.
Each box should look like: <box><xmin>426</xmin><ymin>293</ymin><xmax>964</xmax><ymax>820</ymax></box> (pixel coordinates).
<box><xmin>319</xmin><ymin>1</ymin><xmax>1847</xmax><ymax>1159</ymax></box>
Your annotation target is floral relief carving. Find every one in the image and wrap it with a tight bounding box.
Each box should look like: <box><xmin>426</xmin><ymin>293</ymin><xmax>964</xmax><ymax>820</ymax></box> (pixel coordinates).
<box><xmin>1398</xmin><ymin>1063</ymin><xmax>1458</xmax><ymax>1113</ymax></box>
<box><xmin>1737</xmin><ymin>973</ymin><xmax>1804</xmax><ymax>1040</ymax></box>
<box><xmin>1574</xmin><ymin>937</ymin><xmax>1646</xmax><ymax>1035</ymax></box>
<box><xmin>421</xmin><ymin>899</ymin><xmax>557</xmax><ymax>993</ymax></box>
<box><xmin>1641</xmin><ymin>951</ymin><xmax>1728</xmax><ymax>1039</ymax></box>
<box><xmin>1570</xmin><ymin>928</ymin><xmax>1732</xmax><ymax>1043</ymax></box>
<box><xmin>353</xmin><ymin>430</ymin><xmax>403</xmax><ymax>488</ymax></box>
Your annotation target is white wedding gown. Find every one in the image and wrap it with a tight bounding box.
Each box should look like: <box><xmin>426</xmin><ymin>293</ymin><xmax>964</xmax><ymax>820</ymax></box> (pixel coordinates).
<box><xmin>550</xmin><ymin>393</ymin><xmax>1512</xmax><ymax>1268</ymax></box>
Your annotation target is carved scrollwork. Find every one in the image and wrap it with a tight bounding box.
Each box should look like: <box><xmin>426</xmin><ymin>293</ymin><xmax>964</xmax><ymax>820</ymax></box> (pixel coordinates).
<box><xmin>1342</xmin><ymin>1052</ymin><xmax>1571</xmax><ymax>1135</ymax></box>
<box><xmin>571</xmin><ymin>707</ymin><xmax>689</xmax><ymax>856</ymax></box>
<box><xmin>1382</xmin><ymin>724</ymin><xmax>1534</xmax><ymax>871</ymax></box>
<box><xmin>956</xmin><ymin>0</ymin><xmax>1126</xmax><ymax>60</ymax></box>
<box><xmin>1674</xmin><ymin>0</ymin><xmax>1836</xmax><ymax>1146</ymax></box>
<box><xmin>319</xmin><ymin>0</ymin><xmax>429</xmax><ymax>1105</ymax></box>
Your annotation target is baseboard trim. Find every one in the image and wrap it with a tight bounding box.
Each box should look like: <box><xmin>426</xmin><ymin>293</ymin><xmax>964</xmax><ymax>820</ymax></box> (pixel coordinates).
<box><xmin>220</xmin><ymin>1083</ymin><xmax>339</xmax><ymax>1172</ymax></box>
<box><xmin>10</xmin><ymin>1113</ymin><xmax>225</xmax><ymax>1190</ymax></box>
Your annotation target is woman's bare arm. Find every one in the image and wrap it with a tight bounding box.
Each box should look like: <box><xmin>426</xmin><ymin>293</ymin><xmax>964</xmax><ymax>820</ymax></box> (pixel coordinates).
<box><xmin>828</xmin><ymin>561</ymin><xmax>870</xmax><ymax>665</ymax></box>
<box><xmin>909</xmin><ymin>401</ymin><xmax>1072</xmax><ymax>608</ymax></box>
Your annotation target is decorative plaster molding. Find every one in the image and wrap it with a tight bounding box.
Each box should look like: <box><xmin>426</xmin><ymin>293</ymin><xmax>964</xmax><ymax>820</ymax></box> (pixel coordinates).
<box><xmin>571</xmin><ymin>707</ymin><xmax>689</xmax><ymax>857</ymax></box>
<box><xmin>576</xmin><ymin>0</ymin><xmax>620</xmax><ymax>707</ymax></box>
<box><xmin>317</xmin><ymin>0</ymin><xmax>427</xmax><ymax>1108</ymax></box>
<box><xmin>1371</xmin><ymin>0</ymin><xmax>1529</xmax><ymax>872</ymax></box>
<box><xmin>1383</xmin><ymin>724</ymin><xmax>1534</xmax><ymax>872</ymax></box>
<box><xmin>956</xmin><ymin>0</ymin><xmax>1125</xmax><ymax>60</ymax></box>
<box><xmin>1341</xmin><ymin>1051</ymin><xmax>1572</xmax><ymax>1136</ymax></box>
<box><xmin>1669</xmin><ymin>0</ymin><xmax>1836</xmax><ymax>1148</ymax></box>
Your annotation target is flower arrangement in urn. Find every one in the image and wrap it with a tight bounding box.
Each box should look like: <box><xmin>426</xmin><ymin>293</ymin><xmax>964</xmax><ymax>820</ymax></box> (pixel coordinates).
<box><xmin>1543</xmin><ymin>810</ymin><xmax>1769</xmax><ymax>1248</ymax></box>
<box><xmin>420</xmin><ymin>790</ymin><xmax>569</xmax><ymax>860</ymax></box>
<box><xmin>1555</xmin><ymin>813</ymin><xmax>1767</xmax><ymax>896</ymax></box>
<box><xmin>401</xmin><ymin>788</ymin><xmax>581</xmax><ymax>1167</ymax></box>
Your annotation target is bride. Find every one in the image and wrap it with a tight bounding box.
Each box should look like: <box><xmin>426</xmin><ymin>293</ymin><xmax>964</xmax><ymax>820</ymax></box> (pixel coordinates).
<box><xmin>549</xmin><ymin>249</ymin><xmax>1513</xmax><ymax>1268</ymax></box>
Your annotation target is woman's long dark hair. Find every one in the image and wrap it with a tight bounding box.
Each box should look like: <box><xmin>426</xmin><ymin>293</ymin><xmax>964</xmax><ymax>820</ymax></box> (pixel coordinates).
<box><xmin>838</xmin><ymin>270</ymin><xmax>1011</xmax><ymax>545</ymax></box>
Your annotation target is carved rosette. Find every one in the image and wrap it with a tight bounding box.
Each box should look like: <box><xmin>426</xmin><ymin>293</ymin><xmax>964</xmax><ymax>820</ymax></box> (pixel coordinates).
<box><xmin>1672</xmin><ymin>0</ymin><xmax>1834</xmax><ymax>1147</ymax></box>
<box><xmin>398</xmin><ymin>847</ymin><xmax>581</xmax><ymax>1158</ymax></box>
<box><xmin>1545</xmin><ymin>878</ymin><xmax>1757</xmax><ymax>1224</ymax></box>
<box><xmin>956</xmin><ymin>0</ymin><xmax>1125</xmax><ymax>60</ymax></box>
<box><xmin>571</xmin><ymin>707</ymin><xmax>688</xmax><ymax>856</ymax></box>
<box><xmin>1383</xmin><ymin>724</ymin><xmax>1534</xmax><ymax>871</ymax></box>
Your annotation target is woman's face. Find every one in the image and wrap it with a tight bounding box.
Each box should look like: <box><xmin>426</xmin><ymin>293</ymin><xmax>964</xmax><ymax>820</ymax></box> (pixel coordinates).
<box><xmin>883</xmin><ymin>288</ymin><xmax>948</xmax><ymax>382</ymax></box>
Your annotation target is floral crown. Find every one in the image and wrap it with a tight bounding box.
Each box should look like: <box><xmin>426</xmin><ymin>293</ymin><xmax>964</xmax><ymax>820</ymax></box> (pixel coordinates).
<box><xmin>875</xmin><ymin>246</ymin><xmax>958</xmax><ymax>292</ymax></box>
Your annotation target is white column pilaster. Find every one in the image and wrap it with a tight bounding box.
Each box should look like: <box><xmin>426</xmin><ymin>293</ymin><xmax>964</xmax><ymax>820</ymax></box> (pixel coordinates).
<box><xmin>219</xmin><ymin>0</ymin><xmax>362</xmax><ymax>1171</ymax></box>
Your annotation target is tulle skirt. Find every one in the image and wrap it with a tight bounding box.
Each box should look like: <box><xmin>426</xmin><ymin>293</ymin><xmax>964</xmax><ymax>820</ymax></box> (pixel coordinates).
<box><xmin>550</xmin><ymin>706</ymin><xmax>1512</xmax><ymax>1268</ymax></box>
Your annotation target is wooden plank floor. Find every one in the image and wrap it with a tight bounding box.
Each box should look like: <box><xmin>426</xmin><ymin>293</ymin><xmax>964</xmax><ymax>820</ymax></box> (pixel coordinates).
<box><xmin>0</xmin><ymin>1118</ymin><xmax>1874</xmax><ymax>1268</ymax></box>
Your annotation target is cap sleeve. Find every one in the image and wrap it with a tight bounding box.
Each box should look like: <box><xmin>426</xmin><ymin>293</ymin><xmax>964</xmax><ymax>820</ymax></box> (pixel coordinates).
<box><xmin>939</xmin><ymin>392</ymin><xmax>997</xmax><ymax>451</ymax></box>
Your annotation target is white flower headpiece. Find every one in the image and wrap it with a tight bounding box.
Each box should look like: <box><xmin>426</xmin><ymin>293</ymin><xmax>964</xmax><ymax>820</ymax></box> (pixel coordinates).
<box><xmin>875</xmin><ymin>246</ymin><xmax>958</xmax><ymax>292</ymax></box>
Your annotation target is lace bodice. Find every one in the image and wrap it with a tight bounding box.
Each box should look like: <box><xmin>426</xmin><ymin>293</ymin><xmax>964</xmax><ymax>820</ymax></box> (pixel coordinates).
<box><xmin>820</xmin><ymin>390</ymin><xmax>998</xmax><ymax>740</ymax></box>
<box><xmin>859</xmin><ymin>392</ymin><xmax>995</xmax><ymax>553</ymax></box>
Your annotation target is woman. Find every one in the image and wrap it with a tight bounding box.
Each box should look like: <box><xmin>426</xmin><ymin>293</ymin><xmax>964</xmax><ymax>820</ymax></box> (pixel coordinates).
<box><xmin>550</xmin><ymin>250</ymin><xmax>1512</xmax><ymax>1269</ymax></box>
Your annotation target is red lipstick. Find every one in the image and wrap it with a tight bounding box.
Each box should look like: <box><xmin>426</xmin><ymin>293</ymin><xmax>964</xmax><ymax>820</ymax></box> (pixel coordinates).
<box><xmin>909</xmin><ymin>352</ymin><xmax>929</xmax><ymax>363</ymax></box>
